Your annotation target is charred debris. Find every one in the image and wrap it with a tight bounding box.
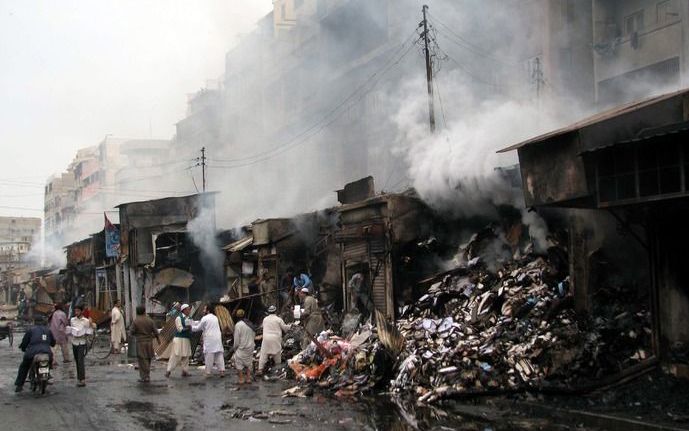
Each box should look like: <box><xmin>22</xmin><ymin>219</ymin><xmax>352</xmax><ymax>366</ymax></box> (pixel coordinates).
<box><xmin>20</xmin><ymin>173</ymin><xmax>660</xmax><ymax>404</ymax></box>
<box><xmin>284</xmin><ymin>206</ymin><xmax>653</xmax><ymax>404</ymax></box>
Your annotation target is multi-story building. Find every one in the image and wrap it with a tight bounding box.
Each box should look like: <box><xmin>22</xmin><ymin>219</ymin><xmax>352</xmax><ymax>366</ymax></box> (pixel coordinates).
<box><xmin>45</xmin><ymin>138</ymin><xmax>172</xmax><ymax>246</ymax></box>
<box><xmin>44</xmin><ymin>172</ymin><xmax>77</xmax><ymax>244</ymax></box>
<box><xmin>173</xmin><ymin>0</ymin><xmax>566</xmax><ymax>226</ymax></box>
<box><xmin>0</xmin><ymin>216</ymin><xmax>41</xmax><ymax>272</ymax></box>
<box><xmin>591</xmin><ymin>0</ymin><xmax>689</xmax><ymax>105</ymax></box>
<box><xmin>172</xmin><ymin>84</ymin><xmax>222</xmax><ymax>164</ymax></box>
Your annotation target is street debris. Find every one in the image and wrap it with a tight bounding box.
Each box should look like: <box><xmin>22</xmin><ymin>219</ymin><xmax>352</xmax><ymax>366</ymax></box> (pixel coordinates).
<box><xmin>285</xmin><ymin>224</ymin><xmax>653</xmax><ymax>404</ymax></box>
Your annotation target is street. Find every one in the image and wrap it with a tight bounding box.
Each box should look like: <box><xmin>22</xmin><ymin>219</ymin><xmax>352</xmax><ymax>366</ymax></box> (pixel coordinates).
<box><xmin>0</xmin><ymin>335</ymin><xmax>607</xmax><ymax>431</ymax></box>
<box><xmin>0</xmin><ymin>336</ymin><xmax>377</xmax><ymax>430</ymax></box>
<box><xmin>0</xmin><ymin>335</ymin><xmax>475</xmax><ymax>431</ymax></box>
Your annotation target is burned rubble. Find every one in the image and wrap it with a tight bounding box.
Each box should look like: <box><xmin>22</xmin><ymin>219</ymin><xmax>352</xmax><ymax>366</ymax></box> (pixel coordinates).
<box><xmin>284</xmin><ymin>224</ymin><xmax>652</xmax><ymax>404</ymax></box>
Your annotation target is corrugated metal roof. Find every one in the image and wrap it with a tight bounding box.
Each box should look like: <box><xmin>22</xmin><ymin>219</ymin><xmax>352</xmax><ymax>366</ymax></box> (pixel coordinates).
<box><xmin>579</xmin><ymin>120</ymin><xmax>689</xmax><ymax>155</ymax></box>
<box><xmin>497</xmin><ymin>88</ymin><xmax>689</xmax><ymax>153</ymax></box>
<box><xmin>223</xmin><ymin>235</ymin><xmax>253</xmax><ymax>252</ymax></box>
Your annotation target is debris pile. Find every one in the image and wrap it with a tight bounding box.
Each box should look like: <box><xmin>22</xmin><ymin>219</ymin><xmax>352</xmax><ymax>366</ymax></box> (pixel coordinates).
<box><xmin>285</xmin><ymin>323</ymin><xmax>398</xmax><ymax>398</ymax></box>
<box><xmin>286</xmin><ymin>225</ymin><xmax>652</xmax><ymax>403</ymax></box>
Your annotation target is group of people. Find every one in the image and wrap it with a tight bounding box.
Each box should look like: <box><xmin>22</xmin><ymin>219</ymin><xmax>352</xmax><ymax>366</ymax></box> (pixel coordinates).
<box><xmin>155</xmin><ymin>302</ymin><xmax>294</xmax><ymax>385</ymax></box>
<box><xmin>13</xmin><ymin>270</ymin><xmax>325</xmax><ymax>392</ymax></box>
<box><xmin>15</xmin><ymin>303</ymin><xmax>96</xmax><ymax>392</ymax></box>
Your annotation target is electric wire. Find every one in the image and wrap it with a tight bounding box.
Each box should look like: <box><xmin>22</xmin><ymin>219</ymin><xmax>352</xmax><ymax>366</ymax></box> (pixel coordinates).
<box><xmin>434</xmin><ymin>77</ymin><xmax>448</xmax><ymax>130</ymax></box>
<box><xmin>426</xmin><ymin>12</ymin><xmax>522</xmax><ymax>68</ymax></box>
<box><xmin>210</xmin><ymin>30</ymin><xmax>421</xmax><ymax>166</ymax></box>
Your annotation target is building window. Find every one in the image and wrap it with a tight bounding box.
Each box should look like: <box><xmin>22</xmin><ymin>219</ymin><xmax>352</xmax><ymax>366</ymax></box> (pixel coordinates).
<box><xmin>596</xmin><ymin>138</ymin><xmax>685</xmax><ymax>205</ymax></box>
<box><xmin>625</xmin><ymin>10</ymin><xmax>644</xmax><ymax>36</ymax></box>
<box><xmin>658</xmin><ymin>1</ymin><xmax>678</xmax><ymax>24</ymax></box>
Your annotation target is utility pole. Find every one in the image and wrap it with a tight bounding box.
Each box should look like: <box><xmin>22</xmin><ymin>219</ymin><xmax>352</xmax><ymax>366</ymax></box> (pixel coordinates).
<box><xmin>532</xmin><ymin>57</ymin><xmax>544</xmax><ymax>101</ymax></box>
<box><xmin>200</xmin><ymin>147</ymin><xmax>206</xmax><ymax>192</ymax></box>
<box><xmin>422</xmin><ymin>5</ymin><xmax>436</xmax><ymax>134</ymax></box>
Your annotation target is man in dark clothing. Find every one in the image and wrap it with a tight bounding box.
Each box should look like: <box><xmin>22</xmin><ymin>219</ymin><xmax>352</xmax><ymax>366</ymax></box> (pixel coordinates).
<box><xmin>130</xmin><ymin>306</ymin><xmax>159</xmax><ymax>383</ymax></box>
<box><xmin>280</xmin><ymin>267</ymin><xmax>295</xmax><ymax>305</ymax></box>
<box><xmin>15</xmin><ymin>319</ymin><xmax>55</xmax><ymax>392</ymax></box>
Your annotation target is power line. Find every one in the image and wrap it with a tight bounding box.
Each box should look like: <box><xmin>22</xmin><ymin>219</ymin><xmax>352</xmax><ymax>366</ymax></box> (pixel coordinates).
<box><xmin>210</xmin><ymin>41</ymin><xmax>418</xmax><ymax>170</ymax></box>
<box><xmin>188</xmin><ymin>167</ymin><xmax>200</xmax><ymax>194</ymax></box>
<box><xmin>210</xmin><ymin>30</ymin><xmax>420</xmax><ymax>166</ymax></box>
<box><xmin>426</xmin><ymin>12</ymin><xmax>521</xmax><ymax>68</ymax></box>
<box><xmin>434</xmin><ymin>44</ymin><xmax>507</xmax><ymax>90</ymax></box>
<box><xmin>434</xmin><ymin>78</ymin><xmax>448</xmax><ymax>130</ymax></box>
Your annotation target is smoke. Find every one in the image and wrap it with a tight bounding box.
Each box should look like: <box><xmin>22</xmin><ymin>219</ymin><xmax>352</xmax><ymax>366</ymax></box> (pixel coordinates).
<box><xmin>186</xmin><ymin>206</ymin><xmax>224</xmax><ymax>292</ymax></box>
<box><xmin>521</xmin><ymin>208</ymin><xmax>549</xmax><ymax>252</ymax></box>
<box><xmin>23</xmin><ymin>232</ymin><xmax>66</xmax><ymax>269</ymax></box>
<box><xmin>42</xmin><ymin>0</ymin><xmax>687</xmax><ymax>252</ymax></box>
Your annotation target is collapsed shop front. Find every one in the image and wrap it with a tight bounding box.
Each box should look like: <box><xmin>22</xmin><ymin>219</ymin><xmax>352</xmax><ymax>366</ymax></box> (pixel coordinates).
<box><xmin>117</xmin><ymin>193</ymin><xmax>216</xmax><ymax>323</ymax></box>
<box><xmin>501</xmin><ymin>88</ymin><xmax>689</xmax><ymax>363</ymax></box>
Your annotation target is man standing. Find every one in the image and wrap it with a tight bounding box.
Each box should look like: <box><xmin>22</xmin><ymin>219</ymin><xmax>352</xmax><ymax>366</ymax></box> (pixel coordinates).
<box><xmin>348</xmin><ymin>272</ymin><xmax>374</xmax><ymax>318</ymax></box>
<box><xmin>281</xmin><ymin>267</ymin><xmax>295</xmax><ymax>305</ymax></box>
<box><xmin>70</xmin><ymin>305</ymin><xmax>95</xmax><ymax>387</ymax></box>
<box><xmin>232</xmin><ymin>309</ymin><xmax>255</xmax><ymax>385</ymax></box>
<box><xmin>49</xmin><ymin>303</ymin><xmax>70</xmax><ymax>364</ymax></box>
<box><xmin>110</xmin><ymin>300</ymin><xmax>126</xmax><ymax>354</ymax></box>
<box><xmin>299</xmin><ymin>288</ymin><xmax>324</xmax><ymax>348</ymax></box>
<box><xmin>130</xmin><ymin>306</ymin><xmax>159</xmax><ymax>383</ymax></box>
<box><xmin>166</xmin><ymin>303</ymin><xmax>192</xmax><ymax>378</ymax></box>
<box><xmin>14</xmin><ymin>317</ymin><xmax>55</xmax><ymax>392</ymax></box>
<box><xmin>191</xmin><ymin>305</ymin><xmax>225</xmax><ymax>378</ymax></box>
<box><xmin>257</xmin><ymin>305</ymin><xmax>290</xmax><ymax>375</ymax></box>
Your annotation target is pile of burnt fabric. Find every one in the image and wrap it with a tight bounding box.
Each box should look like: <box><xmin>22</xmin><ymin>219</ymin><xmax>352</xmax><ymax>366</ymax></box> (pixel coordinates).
<box><xmin>390</xmin><ymin>229</ymin><xmax>651</xmax><ymax>403</ymax></box>
<box><xmin>285</xmin><ymin>317</ymin><xmax>401</xmax><ymax>398</ymax></box>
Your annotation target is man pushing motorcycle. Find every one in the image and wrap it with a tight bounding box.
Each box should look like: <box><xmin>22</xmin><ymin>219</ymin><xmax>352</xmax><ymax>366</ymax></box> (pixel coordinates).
<box><xmin>14</xmin><ymin>316</ymin><xmax>55</xmax><ymax>392</ymax></box>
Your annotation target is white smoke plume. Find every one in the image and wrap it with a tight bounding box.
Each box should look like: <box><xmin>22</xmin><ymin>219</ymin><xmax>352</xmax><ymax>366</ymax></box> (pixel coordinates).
<box><xmin>23</xmin><ymin>232</ymin><xmax>66</xmax><ymax>269</ymax></box>
<box><xmin>186</xmin><ymin>206</ymin><xmax>224</xmax><ymax>291</ymax></box>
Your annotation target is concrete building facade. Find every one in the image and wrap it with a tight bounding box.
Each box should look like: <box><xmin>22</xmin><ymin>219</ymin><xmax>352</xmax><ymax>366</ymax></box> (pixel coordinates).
<box><xmin>0</xmin><ymin>216</ymin><xmax>41</xmax><ymax>272</ymax></box>
<box><xmin>44</xmin><ymin>138</ymin><xmax>172</xmax><ymax>246</ymax></box>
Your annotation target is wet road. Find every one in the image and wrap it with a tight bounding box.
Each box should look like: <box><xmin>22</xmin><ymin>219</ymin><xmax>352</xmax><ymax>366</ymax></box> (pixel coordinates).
<box><xmin>0</xmin><ymin>335</ymin><xmax>591</xmax><ymax>431</ymax></box>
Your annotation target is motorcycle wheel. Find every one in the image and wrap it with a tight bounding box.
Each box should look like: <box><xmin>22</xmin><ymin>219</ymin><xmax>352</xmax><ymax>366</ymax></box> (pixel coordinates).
<box><xmin>40</xmin><ymin>380</ymin><xmax>47</xmax><ymax>395</ymax></box>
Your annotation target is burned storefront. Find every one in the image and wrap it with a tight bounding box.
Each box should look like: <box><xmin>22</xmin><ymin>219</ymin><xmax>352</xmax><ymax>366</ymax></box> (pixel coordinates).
<box><xmin>117</xmin><ymin>193</ymin><xmax>217</xmax><ymax>322</ymax></box>
<box><xmin>222</xmin><ymin>210</ymin><xmax>341</xmax><ymax>318</ymax></box>
<box><xmin>62</xmin><ymin>229</ymin><xmax>119</xmax><ymax>322</ymax></box>
<box><xmin>501</xmin><ymin>88</ymin><xmax>689</xmax><ymax>366</ymax></box>
<box><xmin>336</xmin><ymin>178</ymin><xmax>435</xmax><ymax>319</ymax></box>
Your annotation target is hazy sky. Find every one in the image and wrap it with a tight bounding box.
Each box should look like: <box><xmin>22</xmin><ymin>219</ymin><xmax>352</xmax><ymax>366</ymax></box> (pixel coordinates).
<box><xmin>0</xmin><ymin>0</ymin><xmax>272</xmax><ymax>218</ymax></box>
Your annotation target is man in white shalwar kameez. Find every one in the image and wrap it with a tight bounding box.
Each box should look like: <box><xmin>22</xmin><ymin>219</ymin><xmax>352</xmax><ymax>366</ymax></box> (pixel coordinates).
<box><xmin>110</xmin><ymin>300</ymin><xmax>126</xmax><ymax>354</ymax></box>
<box><xmin>257</xmin><ymin>305</ymin><xmax>290</xmax><ymax>375</ymax></box>
<box><xmin>166</xmin><ymin>304</ymin><xmax>192</xmax><ymax>378</ymax></box>
<box><xmin>232</xmin><ymin>309</ymin><xmax>255</xmax><ymax>384</ymax></box>
<box><xmin>191</xmin><ymin>305</ymin><xmax>225</xmax><ymax>377</ymax></box>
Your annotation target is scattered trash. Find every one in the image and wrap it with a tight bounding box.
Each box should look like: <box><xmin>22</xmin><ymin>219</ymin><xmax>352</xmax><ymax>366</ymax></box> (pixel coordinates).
<box><xmin>284</xmin><ymin>224</ymin><xmax>652</xmax><ymax>404</ymax></box>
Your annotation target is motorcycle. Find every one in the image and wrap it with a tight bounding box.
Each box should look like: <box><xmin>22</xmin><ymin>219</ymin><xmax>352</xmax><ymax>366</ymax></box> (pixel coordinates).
<box><xmin>28</xmin><ymin>353</ymin><xmax>51</xmax><ymax>395</ymax></box>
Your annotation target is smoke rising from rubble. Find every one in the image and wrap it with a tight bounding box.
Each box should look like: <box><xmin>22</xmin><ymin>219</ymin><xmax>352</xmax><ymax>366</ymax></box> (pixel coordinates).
<box><xmin>187</xmin><ymin>206</ymin><xmax>224</xmax><ymax>295</ymax></box>
<box><xmin>24</xmin><ymin>232</ymin><xmax>66</xmax><ymax>269</ymax></box>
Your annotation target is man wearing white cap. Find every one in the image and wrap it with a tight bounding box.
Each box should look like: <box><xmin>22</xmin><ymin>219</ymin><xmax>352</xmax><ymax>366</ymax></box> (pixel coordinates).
<box><xmin>165</xmin><ymin>303</ymin><xmax>192</xmax><ymax>378</ymax></box>
<box><xmin>257</xmin><ymin>305</ymin><xmax>290</xmax><ymax>375</ymax></box>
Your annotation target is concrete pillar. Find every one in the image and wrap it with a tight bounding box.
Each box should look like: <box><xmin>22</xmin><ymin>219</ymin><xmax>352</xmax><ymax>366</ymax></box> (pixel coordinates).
<box><xmin>680</xmin><ymin>0</ymin><xmax>689</xmax><ymax>87</ymax></box>
<box><xmin>569</xmin><ymin>214</ymin><xmax>591</xmax><ymax>313</ymax></box>
<box><xmin>115</xmin><ymin>262</ymin><xmax>123</xmax><ymax>307</ymax></box>
<box><xmin>129</xmin><ymin>267</ymin><xmax>139</xmax><ymax>321</ymax></box>
<box><xmin>122</xmin><ymin>262</ymin><xmax>132</xmax><ymax>327</ymax></box>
